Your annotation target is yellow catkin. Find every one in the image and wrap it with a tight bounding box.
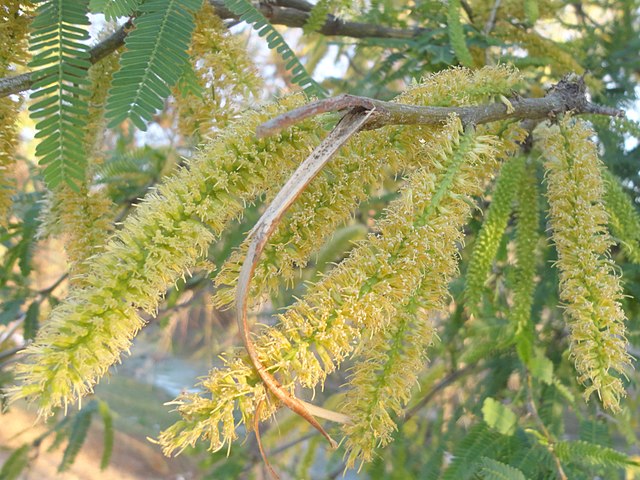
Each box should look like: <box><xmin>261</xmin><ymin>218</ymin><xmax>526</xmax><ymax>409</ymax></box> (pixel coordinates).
<box><xmin>174</xmin><ymin>3</ymin><xmax>261</xmax><ymax>140</ymax></box>
<box><xmin>10</xmin><ymin>95</ymin><xmax>322</xmax><ymax>416</ymax></box>
<box><xmin>0</xmin><ymin>0</ymin><xmax>31</xmax><ymax>225</ymax></box>
<box><xmin>538</xmin><ymin>117</ymin><xmax>631</xmax><ymax>411</ymax></box>
<box><xmin>339</xmin><ymin>123</ymin><xmax>526</xmax><ymax>466</ymax></box>
<box><xmin>213</xmin><ymin>65</ymin><xmax>524</xmax><ymax>307</ymax></box>
<box><xmin>159</xmin><ymin>118</ymin><xmax>527</xmax><ymax>457</ymax></box>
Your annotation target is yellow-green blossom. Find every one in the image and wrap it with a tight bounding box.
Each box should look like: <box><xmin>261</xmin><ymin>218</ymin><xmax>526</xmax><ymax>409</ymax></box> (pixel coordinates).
<box><xmin>213</xmin><ymin>65</ymin><xmax>524</xmax><ymax>307</ymax></box>
<box><xmin>10</xmin><ymin>95</ymin><xmax>321</xmax><ymax>416</ymax></box>
<box><xmin>173</xmin><ymin>2</ymin><xmax>261</xmax><ymax>140</ymax></box>
<box><xmin>159</xmin><ymin>117</ymin><xmax>521</xmax><ymax>457</ymax></box>
<box><xmin>539</xmin><ymin>117</ymin><xmax>631</xmax><ymax>411</ymax></box>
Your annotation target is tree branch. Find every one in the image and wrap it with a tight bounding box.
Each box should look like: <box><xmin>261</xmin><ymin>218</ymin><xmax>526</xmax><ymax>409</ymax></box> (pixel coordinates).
<box><xmin>0</xmin><ymin>21</ymin><xmax>132</xmax><ymax>98</ymax></box>
<box><xmin>257</xmin><ymin>75</ymin><xmax>624</xmax><ymax>137</ymax></box>
<box><xmin>0</xmin><ymin>0</ymin><xmax>422</xmax><ymax>98</ymax></box>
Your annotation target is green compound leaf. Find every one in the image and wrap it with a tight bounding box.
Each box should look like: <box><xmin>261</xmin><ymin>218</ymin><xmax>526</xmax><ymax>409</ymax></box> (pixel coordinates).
<box><xmin>465</xmin><ymin>156</ymin><xmax>524</xmax><ymax>310</ymax></box>
<box><xmin>0</xmin><ymin>445</ymin><xmax>30</xmax><ymax>480</ymax></box>
<box><xmin>223</xmin><ymin>0</ymin><xmax>327</xmax><ymax>98</ymax></box>
<box><xmin>105</xmin><ymin>0</ymin><xmax>202</xmax><ymax>130</ymax></box>
<box><xmin>479</xmin><ymin>457</ymin><xmax>528</xmax><ymax>480</ymax></box>
<box><xmin>89</xmin><ymin>0</ymin><xmax>140</xmax><ymax>19</ymax></box>
<box><xmin>97</xmin><ymin>400</ymin><xmax>114</xmax><ymax>470</ymax></box>
<box><xmin>28</xmin><ymin>0</ymin><xmax>92</xmax><ymax>190</ymax></box>
<box><xmin>447</xmin><ymin>0</ymin><xmax>473</xmax><ymax>67</ymax></box>
<box><xmin>555</xmin><ymin>440</ymin><xmax>640</xmax><ymax>468</ymax></box>
<box><xmin>58</xmin><ymin>401</ymin><xmax>97</xmax><ymax>472</ymax></box>
<box><xmin>603</xmin><ymin>169</ymin><xmax>640</xmax><ymax>264</ymax></box>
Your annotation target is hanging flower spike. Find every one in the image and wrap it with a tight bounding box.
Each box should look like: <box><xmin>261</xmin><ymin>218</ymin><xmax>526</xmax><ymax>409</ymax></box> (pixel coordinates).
<box><xmin>8</xmin><ymin>94</ymin><xmax>321</xmax><ymax>417</ymax></box>
<box><xmin>539</xmin><ymin>117</ymin><xmax>632</xmax><ymax>411</ymax></box>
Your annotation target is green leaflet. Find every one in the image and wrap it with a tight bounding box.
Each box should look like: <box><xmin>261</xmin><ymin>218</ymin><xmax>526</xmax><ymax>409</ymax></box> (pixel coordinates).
<box><xmin>555</xmin><ymin>440</ymin><xmax>640</xmax><ymax>468</ymax></box>
<box><xmin>303</xmin><ymin>0</ymin><xmax>331</xmax><ymax>34</ymax></box>
<box><xmin>58</xmin><ymin>402</ymin><xmax>96</xmax><ymax>472</ymax></box>
<box><xmin>89</xmin><ymin>0</ymin><xmax>140</xmax><ymax>19</ymax></box>
<box><xmin>23</xmin><ymin>301</ymin><xmax>40</xmax><ymax>340</ymax></box>
<box><xmin>105</xmin><ymin>0</ymin><xmax>201</xmax><ymax>130</ymax></box>
<box><xmin>0</xmin><ymin>444</ymin><xmax>30</xmax><ymax>480</ymax></box>
<box><xmin>479</xmin><ymin>457</ymin><xmax>527</xmax><ymax>480</ymax></box>
<box><xmin>442</xmin><ymin>424</ymin><xmax>505</xmax><ymax>480</ymax></box>
<box><xmin>465</xmin><ymin>156</ymin><xmax>525</xmax><ymax>311</ymax></box>
<box><xmin>603</xmin><ymin>169</ymin><xmax>640</xmax><ymax>264</ymax></box>
<box><xmin>97</xmin><ymin>400</ymin><xmax>114</xmax><ymax>470</ymax></box>
<box><xmin>223</xmin><ymin>0</ymin><xmax>326</xmax><ymax>98</ymax></box>
<box><xmin>512</xmin><ymin>160</ymin><xmax>540</xmax><ymax>364</ymax></box>
<box><xmin>28</xmin><ymin>0</ymin><xmax>92</xmax><ymax>190</ymax></box>
<box><xmin>482</xmin><ymin>397</ymin><xmax>517</xmax><ymax>436</ymax></box>
<box><xmin>447</xmin><ymin>0</ymin><xmax>473</xmax><ymax>68</ymax></box>
<box><xmin>524</xmin><ymin>0</ymin><xmax>540</xmax><ymax>25</ymax></box>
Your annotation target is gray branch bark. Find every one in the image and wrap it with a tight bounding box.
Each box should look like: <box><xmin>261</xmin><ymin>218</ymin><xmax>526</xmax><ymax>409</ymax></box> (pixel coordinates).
<box><xmin>257</xmin><ymin>75</ymin><xmax>624</xmax><ymax>137</ymax></box>
<box><xmin>0</xmin><ymin>0</ymin><xmax>422</xmax><ymax>98</ymax></box>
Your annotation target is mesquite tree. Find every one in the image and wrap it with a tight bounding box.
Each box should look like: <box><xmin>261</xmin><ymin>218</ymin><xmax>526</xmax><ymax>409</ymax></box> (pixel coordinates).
<box><xmin>1</xmin><ymin>1</ymin><xmax>640</xmax><ymax>478</ymax></box>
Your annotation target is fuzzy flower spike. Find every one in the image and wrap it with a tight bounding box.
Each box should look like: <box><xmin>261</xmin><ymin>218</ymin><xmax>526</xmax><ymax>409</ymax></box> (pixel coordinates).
<box><xmin>538</xmin><ymin>117</ymin><xmax>632</xmax><ymax>411</ymax></box>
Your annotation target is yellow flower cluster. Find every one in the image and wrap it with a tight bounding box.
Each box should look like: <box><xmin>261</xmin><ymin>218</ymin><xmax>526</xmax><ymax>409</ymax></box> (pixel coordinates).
<box><xmin>0</xmin><ymin>0</ymin><xmax>30</xmax><ymax>225</ymax></box>
<box><xmin>539</xmin><ymin>118</ymin><xmax>631</xmax><ymax>411</ymax></box>
<box><xmin>159</xmin><ymin>117</ymin><xmax>522</xmax><ymax>457</ymax></box>
<box><xmin>174</xmin><ymin>3</ymin><xmax>261</xmax><ymax>140</ymax></box>
<box><xmin>213</xmin><ymin>66</ymin><xmax>524</xmax><ymax>307</ymax></box>
<box><xmin>340</xmin><ymin>123</ymin><xmax>526</xmax><ymax>465</ymax></box>
<box><xmin>10</xmin><ymin>95</ymin><xmax>322</xmax><ymax>415</ymax></box>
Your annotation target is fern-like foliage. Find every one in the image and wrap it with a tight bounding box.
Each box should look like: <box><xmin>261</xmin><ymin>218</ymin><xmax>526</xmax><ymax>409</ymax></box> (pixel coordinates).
<box><xmin>223</xmin><ymin>0</ymin><xmax>327</xmax><ymax>98</ymax></box>
<box><xmin>105</xmin><ymin>0</ymin><xmax>201</xmax><ymax>130</ymax></box>
<box><xmin>29</xmin><ymin>0</ymin><xmax>92</xmax><ymax>190</ymax></box>
<box><xmin>555</xmin><ymin>440</ymin><xmax>640</xmax><ymax>469</ymax></box>
<box><xmin>442</xmin><ymin>424</ymin><xmax>505</xmax><ymax>480</ymax></box>
<box><xmin>479</xmin><ymin>457</ymin><xmax>527</xmax><ymax>480</ymax></box>
<box><xmin>97</xmin><ymin>400</ymin><xmax>114</xmax><ymax>470</ymax></box>
<box><xmin>447</xmin><ymin>0</ymin><xmax>473</xmax><ymax>67</ymax></box>
<box><xmin>0</xmin><ymin>444</ymin><xmax>30</xmax><ymax>480</ymax></box>
<box><xmin>89</xmin><ymin>0</ymin><xmax>140</xmax><ymax>19</ymax></box>
<box><xmin>58</xmin><ymin>402</ymin><xmax>96</xmax><ymax>472</ymax></box>
<box><xmin>603</xmin><ymin>169</ymin><xmax>640</xmax><ymax>263</ymax></box>
<box><xmin>465</xmin><ymin>156</ymin><xmax>524</xmax><ymax>310</ymax></box>
<box><xmin>303</xmin><ymin>0</ymin><xmax>331</xmax><ymax>34</ymax></box>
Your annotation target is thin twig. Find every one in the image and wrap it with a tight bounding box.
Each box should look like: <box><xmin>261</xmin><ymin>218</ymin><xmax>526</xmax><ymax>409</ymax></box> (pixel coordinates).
<box><xmin>235</xmin><ymin>110</ymin><xmax>371</xmax><ymax>459</ymax></box>
<box><xmin>257</xmin><ymin>75</ymin><xmax>624</xmax><ymax>138</ymax></box>
<box><xmin>483</xmin><ymin>0</ymin><xmax>502</xmax><ymax>36</ymax></box>
<box><xmin>0</xmin><ymin>0</ymin><xmax>426</xmax><ymax>98</ymax></box>
<box><xmin>525</xmin><ymin>373</ymin><xmax>568</xmax><ymax>480</ymax></box>
<box><xmin>404</xmin><ymin>363</ymin><xmax>481</xmax><ymax>421</ymax></box>
<box><xmin>0</xmin><ymin>21</ymin><xmax>132</xmax><ymax>98</ymax></box>
<box><xmin>36</xmin><ymin>273</ymin><xmax>68</xmax><ymax>297</ymax></box>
